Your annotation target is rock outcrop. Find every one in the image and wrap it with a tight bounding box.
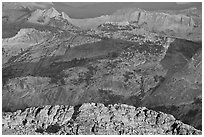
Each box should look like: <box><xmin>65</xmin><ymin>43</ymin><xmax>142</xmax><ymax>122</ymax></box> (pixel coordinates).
<box><xmin>2</xmin><ymin>103</ymin><xmax>201</xmax><ymax>135</ymax></box>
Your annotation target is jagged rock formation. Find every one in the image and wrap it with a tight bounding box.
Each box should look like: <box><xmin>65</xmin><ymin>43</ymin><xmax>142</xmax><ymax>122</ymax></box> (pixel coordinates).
<box><xmin>2</xmin><ymin>103</ymin><xmax>201</xmax><ymax>135</ymax></box>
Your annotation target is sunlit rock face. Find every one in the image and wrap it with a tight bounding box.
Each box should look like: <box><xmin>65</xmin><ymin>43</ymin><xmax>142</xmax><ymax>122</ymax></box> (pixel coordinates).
<box><xmin>2</xmin><ymin>103</ymin><xmax>202</xmax><ymax>135</ymax></box>
<box><xmin>69</xmin><ymin>8</ymin><xmax>201</xmax><ymax>41</ymax></box>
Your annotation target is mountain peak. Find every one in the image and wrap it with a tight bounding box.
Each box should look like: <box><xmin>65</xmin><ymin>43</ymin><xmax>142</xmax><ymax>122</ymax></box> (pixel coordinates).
<box><xmin>28</xmin><ymin>7</ymin><xmax>70</xmax><ymax>25</ymax></box>
<box><xmin>44</xmin><ymin>7</ymin><xmax>61</xmax><ymax>18</ymax></box>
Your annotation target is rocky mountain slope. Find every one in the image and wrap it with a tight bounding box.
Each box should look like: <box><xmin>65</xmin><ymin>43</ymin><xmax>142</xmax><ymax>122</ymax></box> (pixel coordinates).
<box><xmin>2</xmin><ymin>26</ymin><xmax>202</xmax><ymax>130</ymax></box>
<box><xmin>2</xmin><ymin>103</ymin><xmax>201</xmax><ymax>135</ymax></box>
<box><xmin>2</xmin><ymin>4</ymin><xmax>202</xmax><ymax>134</ymax></box>
<box><xmin>2</xmin><ymin>27</ymin><xmax>168</xmax><ymax>111</ymax></box>
<box><xmin>143</xmin><ymin>46</ymin><xmax>202</xmax><ymax>129</ymax></box>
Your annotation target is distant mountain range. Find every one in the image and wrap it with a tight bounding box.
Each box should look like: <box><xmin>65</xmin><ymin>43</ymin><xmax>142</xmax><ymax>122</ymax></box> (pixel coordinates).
<box><xmin>2</xmin><ymin>2</ymin><xmax>202</xmax><ymax>41</ymax></box>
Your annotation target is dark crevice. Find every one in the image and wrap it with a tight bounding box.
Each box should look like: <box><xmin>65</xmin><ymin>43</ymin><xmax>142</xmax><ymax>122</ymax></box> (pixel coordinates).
<box><xmin>35</xmin><ymin>128</ymin><xmax>44</xmax><ymax>134</ymax></box>
<box><xmin>143</xmin><ymin>109</ymin><xmax>148</xmax><ymax>118</ymax></box>
<box><xmin>119</xmin><ymin>130</ymin><xmax>122</xmax><ymax>135</ymax></box>
<box><xmin>155</xmin><ymin>113</ymin><xmax>161</xmax><ymax>124</ymax></box>
<box><xmin>75</xmin><ymin>125</ymin><xmax>79</xmax><ymax>135</ymax></box>
<box><xmin>91</xmin><ymin>123</ymin><xmax>97</xmax><ymax>134</ymax></box>
<box><xmin>22</xmin><ymin>119</ymin><xmax>27</xmax><ymax>126</ymax></box>
<box><xmin>137</xmin><ymin>12</ymin><xmax>141</xmax><ymax>22</ymax></box>
<box><xmin>136</xmin><ymin>112</ymin><xmax>140</xmax><ymax>117</ymax></box>
<box><xmin>171</xmin><ymin>122</ymin><xmax>179</xmax><ymax>134</ymax></box>
<box><xmin>35</xmin><ymin>107</ymin><xmax>44</xmax><ymax>117</ymax></box>
<box><xmin>45</xmin><ymin>124</ymin><xmax>61</xmax><ymax>133</ymax></box>
<box><xmin>47</xmin><ymin>106</ymin><xmax>53</xmax><ymax>115</ymax></box>
<box><xmin>71</xmin><ymin>104</ymin><xmax>82</xmax><ymax>121</ymax></box>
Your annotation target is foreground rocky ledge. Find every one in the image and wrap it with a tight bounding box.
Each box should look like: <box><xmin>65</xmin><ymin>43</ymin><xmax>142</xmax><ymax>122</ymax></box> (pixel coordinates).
<box><xmin>2</xmin><ymin>103</ymin><xmax>201</xmax><ymax>135</ymax></box>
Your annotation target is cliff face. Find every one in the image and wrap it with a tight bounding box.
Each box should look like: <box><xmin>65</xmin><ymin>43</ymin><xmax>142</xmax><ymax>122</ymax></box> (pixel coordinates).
<box><xmin>2</xmin><ymin>103</ymin><xmax>201</xmax><ymax>135</ymax></box>
<box><xmin>70</xmin><ymin>8</ymin><xmax>201</xmax><ymax>41</ymax></box>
